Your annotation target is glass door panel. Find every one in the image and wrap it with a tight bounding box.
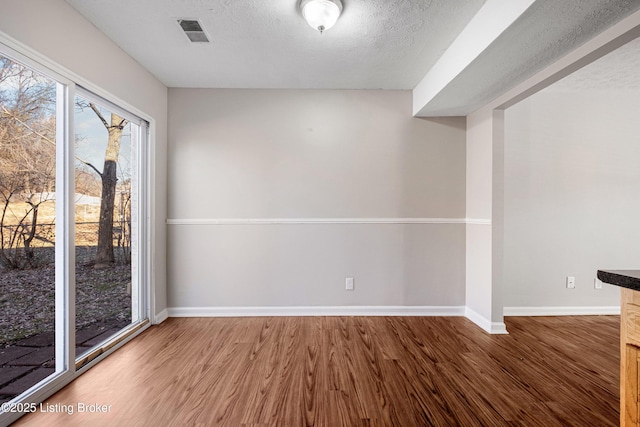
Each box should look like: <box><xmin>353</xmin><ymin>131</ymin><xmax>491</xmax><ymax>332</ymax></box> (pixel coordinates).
<box><xmin>0</xmin><ymin>55</ymin><xmax>58</xmax><ymax>403</ymax></box>
<box><xmin>73</xmin><ymin>94</ymin><xmax>144</xmax><ymax>366</ymax></box>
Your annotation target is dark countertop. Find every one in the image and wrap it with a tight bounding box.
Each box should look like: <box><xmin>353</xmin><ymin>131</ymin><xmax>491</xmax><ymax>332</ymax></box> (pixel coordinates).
<box><xmin>597</xmin><ymin>270</ymin><xmax>640</xmax><ymax>292</ymax></box>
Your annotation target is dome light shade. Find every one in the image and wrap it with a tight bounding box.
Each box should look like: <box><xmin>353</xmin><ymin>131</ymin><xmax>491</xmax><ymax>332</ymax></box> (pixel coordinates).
<box><xmin>300</xmin><ymin>0</ymin><xmax>343</xmax><ymax>33</ymax></box>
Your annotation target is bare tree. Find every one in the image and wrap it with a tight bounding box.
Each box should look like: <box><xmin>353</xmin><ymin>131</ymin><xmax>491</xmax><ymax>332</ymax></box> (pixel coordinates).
<box><xmin>115</xmin><ymin>178</ymin><xmax>132</xmax><ymax>264</ymax></box>
<box><xmin>0</xmin><ymin>58</ymin><xmax>56</xmax><ymax>268</ymax></box>
<box><xmin>1</xmin><ymin>56</ymin><xmax>129</xmax><ymax>269</ymax></box>
<box><xmin>88</xmin><ymin>104</ymin><xmax>128</xmax><ymax>268</ymax></box>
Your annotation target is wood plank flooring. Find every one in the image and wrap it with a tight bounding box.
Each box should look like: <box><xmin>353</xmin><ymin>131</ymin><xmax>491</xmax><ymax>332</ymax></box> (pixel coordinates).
<box><xmin>13</xmin><ymin>315</ymin><xmax>620</xmax><ymax>426</ymax></box>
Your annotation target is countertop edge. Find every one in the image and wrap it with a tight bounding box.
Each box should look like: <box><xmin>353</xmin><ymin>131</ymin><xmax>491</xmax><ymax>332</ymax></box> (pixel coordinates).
<box><xmin>598</xmin><ymin>270</ymin><xmax>640</xmax><ymax>293</ymax></box>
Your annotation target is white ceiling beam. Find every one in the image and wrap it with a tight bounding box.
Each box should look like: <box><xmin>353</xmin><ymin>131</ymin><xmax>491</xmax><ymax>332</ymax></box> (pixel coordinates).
<box><xmin>412</xmin><ymin>0</ymin><xmax>536</xmax><ymax>117</ymax></box>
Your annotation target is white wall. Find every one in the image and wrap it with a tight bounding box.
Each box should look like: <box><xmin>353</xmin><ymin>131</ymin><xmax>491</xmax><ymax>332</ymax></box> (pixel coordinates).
<box><xmin>504</xmin><ymin>89</ymin><xmax>640</xmax><ymax>309</ymax></box>
<box><xmin>0</xmin><ymin>0</ymin><xmax>168</xmax><ymax>319</ymax></box>
<box><xmin>167</xmin><ymin>89</ymin><xmax>466</xmax><ymax>310</ymax></box>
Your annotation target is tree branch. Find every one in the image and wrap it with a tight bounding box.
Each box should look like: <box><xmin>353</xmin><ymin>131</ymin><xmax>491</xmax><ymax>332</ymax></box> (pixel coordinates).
<box><xmin>89</xmin><ymin>102</ymin><xmax>109</xmax><ymax>129</ymax></box>
<box><xmin>1</xmin><ymin>106</ymin><xmax>103</xmax><ymax>177</ymax></box>
<box><xmin>83</xmin><ymin>162</ymin><xmax>103</xmax><ymax>177</ymax></box>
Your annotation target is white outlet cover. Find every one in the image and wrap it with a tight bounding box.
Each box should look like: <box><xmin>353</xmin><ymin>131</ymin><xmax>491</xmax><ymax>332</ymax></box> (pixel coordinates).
<box><xmin>346</xmin><ymin>277</ymin><xmax>354</xmax><ymax>290</ymax></box>
<box><xmin>566</xmin><ymin>276</ymin><xmax>575</xmax><ymax>289</ymax></box>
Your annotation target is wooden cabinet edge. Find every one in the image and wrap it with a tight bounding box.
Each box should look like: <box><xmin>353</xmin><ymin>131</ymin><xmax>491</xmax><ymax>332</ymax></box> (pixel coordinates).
<box><xmin>621</xmin><ymin>287</ymin><xmax>640</xmax><ymax>426</ymax></box>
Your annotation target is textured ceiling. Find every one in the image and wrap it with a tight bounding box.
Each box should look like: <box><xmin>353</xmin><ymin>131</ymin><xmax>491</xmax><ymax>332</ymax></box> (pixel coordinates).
<box><xmin>417</xmin><ymin>0</ymin><xmax>640</xmax><ymax>115</ymax></box>
<box><xmin>547</xmin><ymin>36</ymin><xmax>640</xmax><ymax>92</ymax></box>
<box><xmin>65</xmin><ymin>0</ymin><xmax>486</xmax><ymax>89</ymax></box>
<box><xmin>65</xmin><ymin>0</ymin><xmax>640</xmax><ymax>115</ymax></box>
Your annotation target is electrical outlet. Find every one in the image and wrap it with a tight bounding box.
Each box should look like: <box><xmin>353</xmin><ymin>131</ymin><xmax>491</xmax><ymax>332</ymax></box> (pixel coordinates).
<box><xmin>566</xmin><ymin>276</ymin><xmax>575</xmax><ymax>289</ymax></box>
<box><xmin>345</xmin><ymin>277</ymin><xmax>354</xmax><ymax>291</ymax></box>
<box><xmin>594</xmin><ymin>278</ymin><xmax>603</xmax><ymax>290</ymax></box>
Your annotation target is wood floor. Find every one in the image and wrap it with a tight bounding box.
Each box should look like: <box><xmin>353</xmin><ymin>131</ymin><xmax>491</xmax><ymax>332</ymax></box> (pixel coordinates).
<box><xmin>13</xmin><ymin>315</ymin><xmax>619</xmax><ymax>426</ymax></box>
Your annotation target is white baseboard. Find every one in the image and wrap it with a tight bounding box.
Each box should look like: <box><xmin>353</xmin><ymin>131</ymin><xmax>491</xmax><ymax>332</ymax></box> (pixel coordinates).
<box><xmin>153</xmin><ymin>309</ymin><xmax>169</xmax><ymax>324</ymax></box>
<box><xmin>465</xmin><ymin>307</ymin><xmax>509</xmax><ymax>334</ymax></box>
<box><xmin>167</xmin><ymin>305</ymin><xmax>466</xmax><ymax>317</ymax></box>
<box><xmin>504</xmin><ymin>306</ymin><xmax>621</xmax><ymax>316</ymax></box>
<box><xmin>166</xmin><ymin>305</ymin><xmax>514</xmax><ymax>335</ymax></box>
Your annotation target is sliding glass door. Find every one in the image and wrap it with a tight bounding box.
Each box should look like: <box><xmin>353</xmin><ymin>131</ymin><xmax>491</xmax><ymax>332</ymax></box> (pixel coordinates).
<box><xmin>73</xmin><ymin>90</ymin><xmax>148</xmax><ymax>368</ymax></box>
<box><xmin>0</xmin><ymin>44</ymin><xmax>149</xmax><ymax>424</ymax></box>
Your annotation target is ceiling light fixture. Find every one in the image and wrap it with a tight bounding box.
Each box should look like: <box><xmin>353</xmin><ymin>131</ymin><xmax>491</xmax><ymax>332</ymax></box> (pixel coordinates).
<box><xmin>300</xmin><ymin>0</ymin><xmax>343</xmax><ymax>34</ymax></box>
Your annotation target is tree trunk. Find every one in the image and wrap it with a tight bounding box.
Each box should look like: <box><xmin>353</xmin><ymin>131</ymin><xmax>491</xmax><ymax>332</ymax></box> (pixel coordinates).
<box><xmin>0</xmin><ymin>197</ymin><xmax>14</xmax><ymax>268</ymax></box>
<box><xmin>23</xmin><ymin>203</ymin><xmax>38</xmax><ymax>264</ymax></box>
<box><xmin>94</xmin><ymin>113</ymin><xmax>124</xmax><ymax>269</ymax></box>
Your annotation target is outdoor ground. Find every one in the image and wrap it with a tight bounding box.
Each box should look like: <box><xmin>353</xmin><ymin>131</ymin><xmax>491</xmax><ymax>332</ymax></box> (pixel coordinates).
<box><xmin>0</xmin><ymin>246</ymin><xmax>131</xmax><ymax>402</ymax></box>
<box><xmin>0</xmin><ymin>247</ymin><xmax>131</xmax><ymax>346</ymax></box>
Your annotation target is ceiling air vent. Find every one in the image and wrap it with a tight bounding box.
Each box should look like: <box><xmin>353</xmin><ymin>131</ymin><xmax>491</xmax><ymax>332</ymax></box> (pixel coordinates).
<box><xmin>178</xmin><ymin>19</ymin><xmax>209</xmax><ymax>43</ymax></box>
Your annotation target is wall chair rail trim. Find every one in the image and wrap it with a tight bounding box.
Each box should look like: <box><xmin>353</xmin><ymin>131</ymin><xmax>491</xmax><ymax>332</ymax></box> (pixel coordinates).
<box><xmin>166</xmin><ymin>218</ymin><xmax>492</xmax><ymax>225</ymax></box>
